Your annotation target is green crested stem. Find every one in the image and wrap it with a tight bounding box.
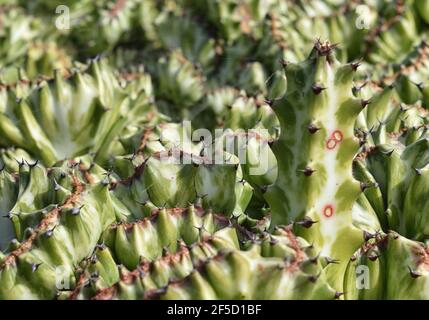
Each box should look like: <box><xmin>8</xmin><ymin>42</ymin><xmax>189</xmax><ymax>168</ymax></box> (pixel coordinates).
<box><xmin>69</xmin><ymin>224</ymin><xmax>337</xmax><ymax>300</ymax></box>
<box><xmin>354</xmin><ymin>138</ymin><xmax>429</xmax><ymax>240</ymax></box>
<box><xmin>345</xmin><ymin>231</ymin><xmax>429</xmax><ymax>299</ymax></box>
<box><xmin>101</xmin><ymin>205</ymin><xmax>236</xmax><ymax>270</ymax></box>
<box><xmin>264</xmin><ymin>41</ymin><xmax>385</xmax><ymax>291</ymax></box>
<box><xmin>0</xmin><ymin>164</ymin><xmax>116</xmax><ymax>299</ymax></box>
<box><xmin>0</xmin><ymin>59</ymin><xmax>152</xmax><ymax>166</ymax></box>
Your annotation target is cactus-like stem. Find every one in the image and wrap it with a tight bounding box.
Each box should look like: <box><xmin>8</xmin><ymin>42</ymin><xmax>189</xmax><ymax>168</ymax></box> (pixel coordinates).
<box><xmin>345</xmin><ymin>231</ymin><xmax>429</xmax><ymax>299</ymax></box>
<box><xmin>264</xmin><ymin>41</ymin><xmax>380</xmax><ymax>291</ymax></box>
<box><xmin>0</xmin><ymin>164</ymin><xmax>116</xmax><ymax>299</ymax></box>
<box><xmin>70</xmin><ymin>225</ymin><xmax>337</xmax><ymax>300</ymax></box>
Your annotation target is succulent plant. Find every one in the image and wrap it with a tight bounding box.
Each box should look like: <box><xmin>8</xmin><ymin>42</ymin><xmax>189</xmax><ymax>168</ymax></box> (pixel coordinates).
<box><xmin>344</xmin><ymin>232</ymin><xmax>429</xmax><ymax>299</ymax></box>
<box><xmin>0</xmin><ymin>161</ymin><xmax>116</xmax><ymax>299</ymax></box>
<box><xmin>0</xmin><ymin>0</ymin><xmax>428</xmax><ymax>301</ymax></box>
<box><xmin>66</xmin><ymin>221</ymin><xmax>338</xmax><ymax>300</ymax></box>
<box><xmin>0</xmin><ymin>7</ymin><xmax>42</xmax><ymax>68</ymax></box>
<box><xmin>0</xmin><ymin>59</ymin><xmax>156</xmax><ymax>166</ymax></box>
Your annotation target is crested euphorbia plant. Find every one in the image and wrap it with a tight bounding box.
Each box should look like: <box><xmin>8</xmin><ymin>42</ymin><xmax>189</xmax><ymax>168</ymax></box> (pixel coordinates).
<box><xmin>1</xmin><ymin>0</ymin><xmax>429</xmax><ymax>300</ymax></box>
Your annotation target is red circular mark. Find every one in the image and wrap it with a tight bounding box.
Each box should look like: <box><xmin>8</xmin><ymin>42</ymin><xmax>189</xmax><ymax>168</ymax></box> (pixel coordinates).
<box><xmin>326</xmin><ymin>139</ymin><xmax>337</xmax><ymax>150</ymax></box>
<box><xmin>326</xmin><ymin>130</ymin><xmax>344</xmax><ymax>150</ymax></box>
<box><xmin>332</xmin><ymin>130</ymin><xmax>343</xmax><ymax>142</ymax></box>
<box><xmin>323</xmin><ymin>204</ymin><xmax>334</xmax><ymax>218</ymax></box>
